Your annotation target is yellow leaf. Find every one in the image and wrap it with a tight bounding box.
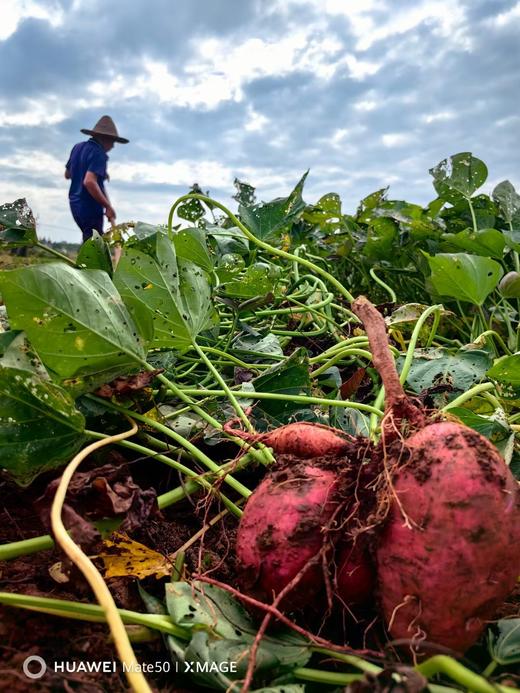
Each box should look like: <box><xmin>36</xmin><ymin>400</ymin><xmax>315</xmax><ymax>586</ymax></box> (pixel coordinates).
<box><xmin>96</xmin><ymin>532</ymin><xmax>171</xmax><ymax>580</ymax></box>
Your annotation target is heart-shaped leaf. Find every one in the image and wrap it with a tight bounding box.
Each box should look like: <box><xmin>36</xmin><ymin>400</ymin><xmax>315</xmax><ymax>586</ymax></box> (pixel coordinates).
<box><xmin>424</xmin><ymin>252</ymin><xmax>502</xmax><ymax>305</ymax></box>
<box><xmin>114</xmin><ymin>231</ymin><xmax>215</xmax><ymax>351</ymax></box>
<box><xmin>430</xmin><ymin>153</ymin><xmax>487</xmax><ymax>203</ymax></box>
<box><xmin>0</xmin><ymin>263</ymin><xmax>147</xmax><ymax>391</ymax></box>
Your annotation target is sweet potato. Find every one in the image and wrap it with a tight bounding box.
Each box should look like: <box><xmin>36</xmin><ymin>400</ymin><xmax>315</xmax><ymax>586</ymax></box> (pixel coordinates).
<box><xmin>224</xmin><ymin>420</ymin><xmax>354</xmax><ymax>458</ymax></box>
<box><xmin>352</xmin><ymin>296</ymin><xmax>520</xmax><ymax>653</ymax></box>
<box><xmin>336</xmin><ymin>541</ymin><xmax>375</xmax><ymax>606</ymax></box>
<box><xmin>376</xmin><ymin>421</ymin><xmax>520</xmax><ymax>652</ymax></box>
<box><xmin>236</xmin><ymin>462</ymin><xmax>339</xmax><ymax>609</ymax></box>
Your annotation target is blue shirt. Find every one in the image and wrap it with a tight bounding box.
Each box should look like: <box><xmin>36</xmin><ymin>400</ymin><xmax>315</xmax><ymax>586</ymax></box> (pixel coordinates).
<box><xmin>65</xmin><ymin>138</ymin><xmax>108</xmax><ymax>218</ymax></box>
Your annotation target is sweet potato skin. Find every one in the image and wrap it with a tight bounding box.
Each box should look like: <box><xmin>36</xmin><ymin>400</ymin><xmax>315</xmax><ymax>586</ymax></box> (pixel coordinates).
<box><xmin>336</xmin><ymin>542</ymin><xmax>375</xmax><ymax>606</ymax></box>
<box><xmin>236</xmin><ymin>463</ymin><xmax>339</xmax><ymax>608</ymax></box>
<box><xmin>377</xmin><ymin>421</ymin><xmax>520</xmax><ymax>653</ymax></box>
<box><xmin>224</xmin><ymin>420</ymin><xmax>354</xmax><ymax>458</ymax></box>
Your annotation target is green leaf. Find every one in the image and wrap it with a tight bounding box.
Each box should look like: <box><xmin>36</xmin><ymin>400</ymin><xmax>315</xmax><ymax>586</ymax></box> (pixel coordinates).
<box><xmin>164</xmin><ymin>581</ymin><xmax>310</xmax><ymax>690</ymax></box>
<box><xmin>215</xmin><ymin>253</ymin><xmax>246</xmax><ymax>282</ymax></box>
<box><xmin>487</xmin><ymin>355</ymin><xmax>520</xmax><ymax>386</ymax></box>
<box><xmin>76</xmin><ymin>231</ymin><xmax>113</xmax><ymax>276</ymax></box>
<box><xmin>251</xmin><ymin>349</ymin><xmax>311</xmax><ymax>424</ymax></box>
<box><xmin>356</xmin><ymin>188</ymin><xmax>388</xmax><ymax>222</ymax></box>
<box><xmin>177</xmin><ymin>197</ymin><xmax>205</xmax><ymax>222</ymax></box>
<box><xmin>114</xmin><ymin>231</ymin><xmax>215</xmax><ymax>351</ymax></box>
<box><xmin>487</xmin><ymin>355</ymin><xmax>520</xmax><ymax>403</ymax></box>
<box><xmin>165</xmin><ymin>580</ymin><xmax>253</xmax><ymax>639</ymax></box>
<box><xmin>219</xmin><ymin>262</ymin><xmax>278</xmax><ymax>299</ymax></box>
<box><xmin>331</xmin><ymin>407</ymin><xmax>370</xmax><ymax>437</ymax></box>
<box><xmin>446</xmin><ymin>407</ymin><xmax>510</xmax><ymax>443</ymax></box>
<box><xmin>0</xmin><ymin>333</ymin><xmax>85</xmax><ymax>485</ymax></box>
<box><xmin>233</xmin><ymin>178</ymin><xmax>256</xmax><ymax>207</ymax></box>
<box><xmin>488</xmin><ymin>355</ymin><xmax>520</xmax><ymax>385</ymax></box>
<box><xmin>440</xmin><ymin>228</ymin><xmax>505</xmax><ymax>258</ymax></box>
<box><xmin>303</xmin><ymin>193</ymin><xmax>342</xmax><ymax>226</ymax></box>
<box><xmin>424</xmin><ymin>252</ymin><xmax>503</xmax><ymax>305</ymax></box>
<box><xmin>399</xmin><ymin>347</ymin><xmax>492</xmax><ymax>403</ymax></box>
<box><xmin>0</xmin><ymin>198</ymin><xmax>38</xmax><ymax>247</ymax></box>
<box><xmin>440</xmin><ymin>195</ymin><xmax>496</xmax><ymax>233</ymax></box>
<box><xmin>430</xmin><ymin>153</ymin><xmax>488</xmax><ymax>203</ymax></box>
<box><xmin>493</xmin><ymin>180</ymin><xmax>520</xmax><ymax>224</ymax></box>
<box><xmin>488</xmin><ymin>619</ymin><xmax>520</xmax><ymax>666</ymax></box>
<box><xmin>239</xmin><ymin>172</ymin><xmax>308</xmax><ymax>240</ymax></box>
<box><xmin>133</xmin><ymin>222</ymin><xmax>163</xmax><ymax>240</ymax></box>
<box><xmin>232</xmin><ymin>333</ymin><xmax>284</xmax><ymax>361</ymax></box>
<box><xmin>0</xmin><ymin>264</ymin><xmax>146</xmax><ymax>390</ymax></box>
<box><xmin>207</xmin><ymin>226</ymin><xmax>250</xmax><ymax>256</ymax></box>
<box><xmin>503</xmin><ymin>229</ymin><xmax>520</xmax><ymax>253</ymax></box>
<box><xmin>172</xmin><ymin>227</ymin><xmax>213</xmax><ymax>272</ymax></box>
<box><xmin>364</xmin><ymin>218</ymin><xmax>398</xmax><ymax>260</ymax></box>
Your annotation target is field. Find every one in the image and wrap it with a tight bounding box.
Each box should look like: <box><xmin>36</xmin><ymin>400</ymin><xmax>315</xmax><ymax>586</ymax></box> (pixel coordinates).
<box><xmin>0</xmin><ymin>153</ymin><xmax>519</xmax><ymax>692</ymax></box>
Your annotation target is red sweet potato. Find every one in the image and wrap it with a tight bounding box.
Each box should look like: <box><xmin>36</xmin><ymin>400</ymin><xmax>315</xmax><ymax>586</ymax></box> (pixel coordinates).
<box><xmin>236</xmin><ymin>462</ymin><xmax>339</xmax><ymax>609</ymax></box>
<box><xmin>336</xmin><ymin>541</ymin><xmax>375</xmax><ymax>606</ymax></box>
<box><xmin>377</xmin><ymin>421</ymin><xmax>520</xmax><ymax>653</ymax></box>
<box><xmin>224</xmin><ymin>420</ymin><xmax>354</xmax><ymax>458</ymax></box>
<box><xmin>352</xmin><ymin>296</ymin><xmax>520</xmax><ymax>653</ymax></box>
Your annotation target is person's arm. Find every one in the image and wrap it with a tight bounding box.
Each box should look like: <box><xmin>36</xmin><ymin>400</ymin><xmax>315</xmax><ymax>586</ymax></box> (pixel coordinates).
<box><xmin>83</xmin><ymin>171</ymin><xmax>116</xmax><ymax>222</ymax></box>
<box><xmin>64</xmin><ymin>168</ymin><xmax>71</xmax><ymax>180</ymax></box>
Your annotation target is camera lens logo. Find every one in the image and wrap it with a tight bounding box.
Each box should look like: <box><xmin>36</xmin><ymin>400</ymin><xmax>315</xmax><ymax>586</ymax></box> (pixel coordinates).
<box><xmin>23</xmin><ymin>655</ymin><xmax>47</xmax><ymax>679</ymax></box>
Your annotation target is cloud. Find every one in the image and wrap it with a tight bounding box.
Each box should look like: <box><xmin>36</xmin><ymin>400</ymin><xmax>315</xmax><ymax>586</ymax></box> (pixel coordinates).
<box><xmin>0</xmin><ymin>0</ymin><xmax>518</xmax><ymax>241</ymax></box>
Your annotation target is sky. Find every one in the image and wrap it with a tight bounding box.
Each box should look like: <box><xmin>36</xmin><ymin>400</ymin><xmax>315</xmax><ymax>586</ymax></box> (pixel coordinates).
<box><xmin>0</xmin><ymin>0</ymin><xmax>519</xmax><ymax>243</ymax></box>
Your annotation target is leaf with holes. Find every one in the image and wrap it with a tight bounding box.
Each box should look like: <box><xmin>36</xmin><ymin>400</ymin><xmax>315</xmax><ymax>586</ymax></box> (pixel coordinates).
<box><xmin>114</xmin><ymin>230</ymin><xmax>215</xmax><ymax>351</ymax></box>
<box><xmin>430</xmin><ymin>153</ymin><xmax>487</xmax><ymax>203</ymax></box>
<box><xmin>424</xmin><ymin>252</ymin><xmax>503</xmax><ymax>305</ymax></box>
<box><xmin>0</xmin><ymin>263</ymin><xmax>147</xmax><ymax>391</ymax></box>
<box><xmin>0</xmin><ymin>333</ymin><xmax>85</xmax><ymax>485</ymax></box>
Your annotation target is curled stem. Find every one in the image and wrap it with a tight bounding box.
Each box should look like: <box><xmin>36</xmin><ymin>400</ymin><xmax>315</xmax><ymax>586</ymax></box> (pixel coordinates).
<box><xmin>50</xmin><ymin>419</ymin><xmax>152</xmax><ymax>693</ymax></box>
<box><xmin>168</xmin><ymin>194</ymin><xmax>354</xmax><ymax>302</ymax></box>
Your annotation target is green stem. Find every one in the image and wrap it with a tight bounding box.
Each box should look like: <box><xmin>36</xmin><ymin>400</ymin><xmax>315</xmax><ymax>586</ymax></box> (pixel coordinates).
<box><xmin>426</xmin><ymin>308</ymin><xmax>441</xmax><ymax>348</ymax></box>
<box><xmin>0</xmin><ymin>534</ymin><xmax>55</xmax><ymax>560</ymax></box>
<box><xmin>369</xmin><ymin>267</ymin><xmax>397</xmax><ymax>302</ymax></box>
<box><xmin>442</xmin><ymin>382</ymin><xmax>495</xmax><ymax>410</ymax></box>
<box><xmin>86</xmin><ymin>396</ymin><xmax>253</xmax><ymax>499</ymax></box>
<box><xmin>467</xmin><ymin>197</ymin><xmax>478</xmax><ymax>234</ymax></box>
<box><xmin>477</xmin><ymin>304</ymin><xmax>489</xmax><ymax>334</ymax></box>
<box><xmin>199</xmin><ymin>346</ymin><xmax>267</xmax><ymax>370</ymax></box>
<box><xmin>168</xmin><ymin>194</ymin><xmax>355</xmax><ymax>302</ymax></box>
<box><xmin>311</xmin><ymin>348</ymin><xmax>372</xmax><ymax>378</ymax></box>
<box><xmin>310</xmin><ymin>647</ymin><xmax>382</xmax><ymax>674</ymax></box>
<box><xmin>191</xmin><ymin>340</ymin><xmax>253</xmax><ymax>432</ymax></box>
<box><xmin>0</xmin><ymin>592</ymin><xmax>189</xmax><ymax>639</ymax></box>
<box><xmin>481</xmin><ymin>391</ymin><xmax>502</xmax><ymax>410</ymax></box>
<box><xmin>293</xmin><ymin>668</ymin><xmax>362</xmax><ymax>685</ymax></box>
<box><xmin>481</xmin><ymin>660</ymin><xmax>498</xmax><ymax>679</ymax></box>
<box><xmin>474</xmin><ymin>329</ymin><xmax>512</xmax><ymax>356</ymax></box>
<box><xmin>35</xmin><ymin>241</ymin><xmax>76</xmax><ymax>266</ymax></box>
<box><xmin>309</xmin><ymin>336</ymin><xmax>370</xmax><ymax>363</ymax></box>
<box><xmin>417</xmin><ymin>654</ymin><xmax>516</xmax><ymax>693</ymax></box>
<box><xmin>177</xmin><ymin>388</ymin><xmax>384</xmax><ymax>416</ymax></box>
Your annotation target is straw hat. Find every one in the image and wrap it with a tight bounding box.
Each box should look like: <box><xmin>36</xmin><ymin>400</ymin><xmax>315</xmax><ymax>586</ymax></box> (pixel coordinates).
<box><xmin>81</xmin><ymin>115</ymin><xmax>129</xmax><ymax>144</ymax></box>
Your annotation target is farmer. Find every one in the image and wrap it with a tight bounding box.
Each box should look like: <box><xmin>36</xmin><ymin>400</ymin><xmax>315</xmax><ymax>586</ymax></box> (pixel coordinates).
<box><xmin>64</xmin><ymin>115</ymin><xmax>129</xmax><ymax>243</ymax></box>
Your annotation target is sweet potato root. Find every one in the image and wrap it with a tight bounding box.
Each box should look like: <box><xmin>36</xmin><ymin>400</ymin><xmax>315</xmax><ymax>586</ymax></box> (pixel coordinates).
<box><xmin>224</xmin><ymin>420</ymin><xmax>355</xmax><ymax>458</ymax></box>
